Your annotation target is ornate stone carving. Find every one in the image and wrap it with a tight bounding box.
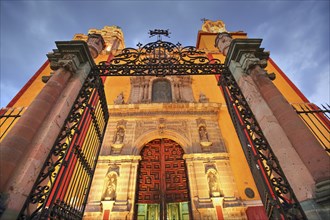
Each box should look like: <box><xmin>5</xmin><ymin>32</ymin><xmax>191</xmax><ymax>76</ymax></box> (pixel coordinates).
<box><xmin>199</xmin><ymin>92</ymin><xmax>209</xmax><ymax>103</ymax></box>
<box><xmin>101</xmin><ymin>164</ymin><xmax>119</xmax><ymax>201</ymax></box>
<box><xmin>215</xmin><ymin>32</ymin><xmax>232</xmax><ymax>56</ymax></box>
<box><xmin>111</xmin><ymin>120</ymin><xmax>127</xmax><ymax>152</ymax></box>
<box><xmin>202</xmin><ymin>19</ymin><xmax>227</xmax><ymax>33</ymax></box>
<box><xmin>196</xmin><ymin>118</ymin><xmax>212</xmax><ymax>150</ymax></box>
<box><xmin>114</xmin><ymin>92</ymin><xmax>125</xmax><ymax>104</ymax></box>
<box><xmin>47</xmin><ymin>40</ymin><xmax>95</xmax><ymax>73</ymax></box>
<box><xmin>128</xmin><ymin>76</ymin><xmax>195</xmax><ymax>104</ymax></box>
<box><xmin>158</xmin><ymin>118</ymin><xmax>166</xmax><ymax>134</ymax></box>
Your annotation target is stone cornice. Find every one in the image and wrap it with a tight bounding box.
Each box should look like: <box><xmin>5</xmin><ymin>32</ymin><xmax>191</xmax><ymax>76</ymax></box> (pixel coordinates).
<box><xmin>98</xmin><ymin>155</ymin><xmax>141</xmax><ymax>163</ymax></box>
<box><xmin>47</xmin><ymin>40</ymin><xmax>95</xmax><ymax>72</ymax></box>
<box><xmin>183</xmin><ymin>152</ymin><xmax>229</xmax><ymax>161</ymax></box>
<box><xmin>225</xmin><ymin>39</ymin><xmax>269</xmax><ymax>66</ymax></box>
<box><xmin>108</xmin><ymin>102</ymin><xmax>222</xmax><ymax>117</ymax></box>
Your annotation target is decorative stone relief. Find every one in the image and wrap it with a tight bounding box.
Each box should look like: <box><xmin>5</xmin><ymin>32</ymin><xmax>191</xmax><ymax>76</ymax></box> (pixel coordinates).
<box><xmin>202</xmin><ymin>19</ymin><xmax>227</xmax><ymax>33</ymax></box>
<box><xmin>158</xmin><ymin>118</ymin><xmax>166</xmax><ymax>134</ymax></box>
<box><xmin>196</xmin><ymin>118</ymin><xmax>212</xmax><ymax>150</ymax></box>
<box><xmin>114</xmin><ymin>92</ymin><xmax>125</xmax><ymax>104</ymax></box>
<box><xmin>101</xmin><ymin>164</ymin><xmax>119</xmax><ymax>201</ymax></box>
<box><xmin>133</xmin><ymin>119</ymin><xmax>190</xmax><ymax>145</ymax></box>
<box><xmin>111</xmin><ymin>120</ymin><xmax>127</xmax><ymax>153</ymax></box>
<box><xmin>199</xmin><ymin>92</ymin><xmax>209</xmax><ymax>103</ymax></box>
<box><xmin>128</xmin><ymin>76</ymin><xmax>195</xmax><ymax>104</ymax></box>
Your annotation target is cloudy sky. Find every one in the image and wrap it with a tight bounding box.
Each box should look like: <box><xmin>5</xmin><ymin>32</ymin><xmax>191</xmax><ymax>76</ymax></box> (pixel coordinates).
<box><xmin>0</xmin><ymin>0</ymin><xmax>329</xmax><ymax>107</ymax></box>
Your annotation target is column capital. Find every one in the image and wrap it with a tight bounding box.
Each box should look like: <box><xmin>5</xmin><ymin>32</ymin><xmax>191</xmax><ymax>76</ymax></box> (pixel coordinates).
<box><xmin>225</xmin><ymin>38</ymin><xmax>269</xmax><ymax>68</ymax></box>
<box><xmin>47</xmin><ymin>40</ymin><xmax>95</xmax><ymax>72</ymax></box>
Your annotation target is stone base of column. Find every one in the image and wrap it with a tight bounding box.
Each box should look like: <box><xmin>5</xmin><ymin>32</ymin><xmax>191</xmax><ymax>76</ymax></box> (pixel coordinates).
<box><xmin>301</xmin><ymin>199</ymin><xmax>330</xmax><ymax>220</ymax></box>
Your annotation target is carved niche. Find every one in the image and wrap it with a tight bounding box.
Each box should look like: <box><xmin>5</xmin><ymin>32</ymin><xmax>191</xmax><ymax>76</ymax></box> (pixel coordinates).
<box><xmin>196</xmin><ymin>118</ymin><xmax>212</xmax><ymax>151</ymax></box>
<box><xmin>205</xmin><ymin>165</ymin><xmax>222</xmax><ymax>197</ymax></box>
<box><xmin>101</xmin><ymin>164</ymin><xmax>119</xmax><ymax>201</ymax></box>
<box><xmin>111</xmin><ymin>120</ymin><xmax>127</xmax><ymax>153</ymax></box>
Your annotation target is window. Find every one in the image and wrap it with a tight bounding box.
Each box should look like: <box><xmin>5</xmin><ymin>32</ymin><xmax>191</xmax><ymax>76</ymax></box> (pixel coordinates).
<box><xmin>151</xmin><ymin>79</ymin><xmax>172</xmax><ymax>103</ymax></box>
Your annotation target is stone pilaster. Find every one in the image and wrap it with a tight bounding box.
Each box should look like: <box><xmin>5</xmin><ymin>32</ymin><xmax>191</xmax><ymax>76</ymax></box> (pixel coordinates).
<box><xmin>216</xmin><ymin>37</ymin><xmax>330</xmax><ymax>218</ymax></box>
<box><xmin>0</xmin><ymin>40</ymin><xmax>97</xmax><ymax>219</ymax></box>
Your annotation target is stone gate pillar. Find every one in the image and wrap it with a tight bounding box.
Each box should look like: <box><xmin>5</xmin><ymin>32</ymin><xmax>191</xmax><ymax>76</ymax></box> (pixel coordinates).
<box><xmin>215</xmin><ymin>33</ymin><xmax>330</xmax><ymax>218</ymax></box>
<box><xmin>0</xmin><ymin>35</ymin><xmax>105</xmax><ymax>218</ymax></box>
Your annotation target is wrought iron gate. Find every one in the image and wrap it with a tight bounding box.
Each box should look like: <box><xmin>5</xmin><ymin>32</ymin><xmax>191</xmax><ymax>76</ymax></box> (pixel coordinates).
<box><xmin>18</xmin><ymin>74</ymin><xmax>108</xmax><ymax>219</ymax></box>
<box><xmin>219</xmin><ymin>69</ymin><xmax>306</xmax><ymax>219</ymax></box>
<box><xmin>19</xmin><ymin>33</ymin><xmax>307</xmax><ymax>219</ymax></box>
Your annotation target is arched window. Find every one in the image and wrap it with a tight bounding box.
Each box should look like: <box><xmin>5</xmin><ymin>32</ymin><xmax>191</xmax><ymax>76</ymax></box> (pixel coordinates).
<box><xmin>151</xmin><ymin>79</ymin><xmax>172</xmax><ymax>103</ymax></box>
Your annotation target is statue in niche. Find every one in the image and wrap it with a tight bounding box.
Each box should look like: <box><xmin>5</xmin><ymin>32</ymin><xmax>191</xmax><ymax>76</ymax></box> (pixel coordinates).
<box><xmin>102</xmin><ymin>172</ymin><xmax>117</xmax><ymax>200</ymax></box>
<box><xmin>113</xmin><ymin>127</ymin><xmax>125</xmax><ymax>144</ymax></box>
<box><xmin>198</xmin><ymin>125</ymin><xmax>212</xmax><ymax>150</ymax></box>
<box><xmin>114</xmin><ymin>92</ymin><xmax>125</xmax><ymax>104</ymax></box>
<box><xmin>199</xmin><ymin>126</ymin><xmax>209</xmax><ymax>142</ymax></box>
<box><xmin>207</xmin><ymin>171</ymin><xmax>221</xmax><ymax>197</ymax></box>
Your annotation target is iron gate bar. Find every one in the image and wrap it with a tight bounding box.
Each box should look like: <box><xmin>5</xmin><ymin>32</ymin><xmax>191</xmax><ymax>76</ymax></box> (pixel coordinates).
<box><xmin>292</xmin><ymin>103</ymin><xmax>330</xmax><ymax>152</ymax></box>
<box><xmin>18</xmin><ymin>74</ymin><xmax>109</xmax><ymax>220</ymax></box>
<box><xmin>219</xmin><ymin>69</ymin><xmax>306</xmax><ymax>220</ymax></box>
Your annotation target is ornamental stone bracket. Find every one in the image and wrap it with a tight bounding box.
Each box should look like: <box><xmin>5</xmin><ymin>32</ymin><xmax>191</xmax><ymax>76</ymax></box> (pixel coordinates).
<box><xmin>221</xmin><ymin>38</ymin><xmax>275</xmax><ymax>80</ymax></box>
<box><xmin>47</xmin><ymin>40</ymin><xmax>96</xmax><ymax>73</ymax></box>
<box><xmin>224</xmin><ymin>38</ymin><xmax>269</xmax><ymax>67</ymax></box>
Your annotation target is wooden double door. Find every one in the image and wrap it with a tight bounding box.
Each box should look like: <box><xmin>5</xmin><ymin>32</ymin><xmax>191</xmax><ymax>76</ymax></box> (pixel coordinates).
<box><xmin>136</xmin><ymin>139</ymin><xmax>191</xmax><ymax>220</ymax></box>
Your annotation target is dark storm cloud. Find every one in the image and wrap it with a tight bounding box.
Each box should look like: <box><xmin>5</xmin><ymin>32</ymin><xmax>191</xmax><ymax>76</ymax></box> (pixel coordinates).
<box><xmin>1</xmin><ymin>0</ymin><xmax>329</xmax><ymax>107</ymax></box>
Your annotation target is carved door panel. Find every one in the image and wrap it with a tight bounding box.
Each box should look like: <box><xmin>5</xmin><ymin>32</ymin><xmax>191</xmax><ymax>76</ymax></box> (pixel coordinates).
<box><xmin>136</xmin><ymin>138</ymin><xmax>191</xmax><ymax>220</ymax></box>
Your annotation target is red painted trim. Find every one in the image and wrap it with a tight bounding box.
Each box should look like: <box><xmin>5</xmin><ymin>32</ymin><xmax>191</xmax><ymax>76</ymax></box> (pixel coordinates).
<box><xmin>7</xmin><ymin>60</ymin><xmax>49</xmax><ymax>107</ymax></box>
<box><xmin>216</xmin><ymin>206</ymin><xmax>224</xmax><ymax>220</ymax></box>
<box><xmin>268</xmin><ymin>58</ymin><xmax>309</xmax><ymax>103</ymax></box>
<box><xmin>103</xmin><ymin>210</ymin><xmax>110</xmax><ymax>220</ymax></box>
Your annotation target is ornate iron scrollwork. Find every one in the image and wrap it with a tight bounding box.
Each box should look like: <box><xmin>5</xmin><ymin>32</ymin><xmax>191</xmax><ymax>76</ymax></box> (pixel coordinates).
<box><xmin>18</xmin><ymin>74</ymin><xmax>109</xmax><ymax>220</ymax></box>
<box><xmin>92</xmin><ymin>40</ymin><xmax>226</xmax><ymax>76</ymax></box>
<box><xmin>219</xmin><ymin>69</ymin><xmax>306</xmax><ymax>220</ymax></box>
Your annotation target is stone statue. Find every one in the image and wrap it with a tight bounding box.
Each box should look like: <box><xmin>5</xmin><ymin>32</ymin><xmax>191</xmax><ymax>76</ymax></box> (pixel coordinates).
<box><xmin>113</xmin><ymin>127</ymin><xmax>125</xmax><ymax>144</ymax></box>
<box><xmin>114</xmin><ymin>92</ymin><xmax>125</xmax><ymax>104</ymax></box>
<box><xmin>207</xmin><ymin>172</ymin><xmax>220</xmax><ymax>197</ymax></box>
<box><xmin>199</xmin><ymin>126</ymin><xmax>209</xmax><ymax>142</ymax></box>
<box><xmin>102</xmin><ymin>172</ymin><xmax>117</xmax><ymax>200</ymax></box>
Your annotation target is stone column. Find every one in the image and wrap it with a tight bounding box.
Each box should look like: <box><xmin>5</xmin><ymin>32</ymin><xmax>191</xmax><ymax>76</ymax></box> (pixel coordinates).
<box><xmin>0</xmin><ymin>35</ymin><xmax>105</xmax><ymax>219</ymax></box>
<box><xmin>215</xmin><ymin>35</ymin><xmax>330</xmax><ymax>218</ymax></box>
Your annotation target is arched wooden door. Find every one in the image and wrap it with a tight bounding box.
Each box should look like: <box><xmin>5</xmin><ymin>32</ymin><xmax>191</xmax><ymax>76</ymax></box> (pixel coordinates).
<box><xmin>135</xmin><ymin>138</ymin><xmax>191</xmax><ymax>220</ymax></box>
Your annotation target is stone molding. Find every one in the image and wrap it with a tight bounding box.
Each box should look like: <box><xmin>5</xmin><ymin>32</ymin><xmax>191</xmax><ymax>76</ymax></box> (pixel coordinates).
<box><xmin>183</xmin><ymin>153</ymin><xmax>230</xmax><ymax>161</ymax></box>
<box><xmin>108</xmin><ymin>102</ymin><xmax>222</xmax><ymax>117</ymax></box>
<box><xmin>224</xmin><ymin>38</ymin><xmax>269</xmax><ymax>67</ymax></box>
<box><xmin>47</xmin><ymin>40</ymin><xmax>95</xmax><ymax>72</ymax></box>
<box><xmin>98</xmin><ymin>155</ymin><xmax>141</xmax><ymax>163</ymax></box>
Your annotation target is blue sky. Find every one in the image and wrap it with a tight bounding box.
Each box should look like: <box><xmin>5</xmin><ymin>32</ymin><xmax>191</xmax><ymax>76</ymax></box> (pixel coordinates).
<box><xmin>1</xmin><ymin>0</ymin><xmax>329</xmax><ymax>107</ymax></box>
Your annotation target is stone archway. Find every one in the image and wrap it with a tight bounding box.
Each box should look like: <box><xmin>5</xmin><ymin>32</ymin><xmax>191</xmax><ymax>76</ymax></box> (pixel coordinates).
<box><xmin>135</xmin><ymin>138</ymin><xmax>191</xmax><ymax>220</ymax></box>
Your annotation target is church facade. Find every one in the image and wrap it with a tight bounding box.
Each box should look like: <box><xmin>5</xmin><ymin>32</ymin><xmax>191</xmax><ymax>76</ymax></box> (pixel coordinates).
<box><xmin>0</xmin><ymin>21</ymin><xmax>329</xmax><ymax>220</ymax></box>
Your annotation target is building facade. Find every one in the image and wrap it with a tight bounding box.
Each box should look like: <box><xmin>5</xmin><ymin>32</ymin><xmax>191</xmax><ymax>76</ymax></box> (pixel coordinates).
<box><xmin>0</xmin><ymin>20</ymin><xmax>329</xmax><ymax>220</ymax></box>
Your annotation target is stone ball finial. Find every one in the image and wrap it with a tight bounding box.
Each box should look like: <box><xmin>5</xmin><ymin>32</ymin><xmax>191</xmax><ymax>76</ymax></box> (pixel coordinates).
<box><xmin>215</xmin><ymin>32</ymin><xmax>232</xmax><ymax>56</ymax></box>
<box><xmin>87</xmin><ymin>33</ymin><xmax>106</xmax><ymax>58</ymax></box>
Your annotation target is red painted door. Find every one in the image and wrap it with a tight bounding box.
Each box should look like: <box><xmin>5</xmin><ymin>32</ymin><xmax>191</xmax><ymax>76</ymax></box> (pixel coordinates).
<box><xmin>136</xmin><ymin>138</ymin><xmax>191</xmax><ymax>220</ymax></box>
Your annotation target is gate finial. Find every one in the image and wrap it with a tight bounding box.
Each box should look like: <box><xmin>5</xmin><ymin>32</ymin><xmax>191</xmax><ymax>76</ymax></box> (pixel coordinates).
<box><xmin>148</xmin><ymin>29</ymin><xmax>171</xmax><ymax>40</ymax></box>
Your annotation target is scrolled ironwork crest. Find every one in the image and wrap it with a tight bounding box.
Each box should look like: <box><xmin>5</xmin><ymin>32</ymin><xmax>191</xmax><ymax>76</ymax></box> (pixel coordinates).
<box><xmin>93</xmin><ymin>40</ymin><xmax>226</xmax><ymax>76</ymax></box>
